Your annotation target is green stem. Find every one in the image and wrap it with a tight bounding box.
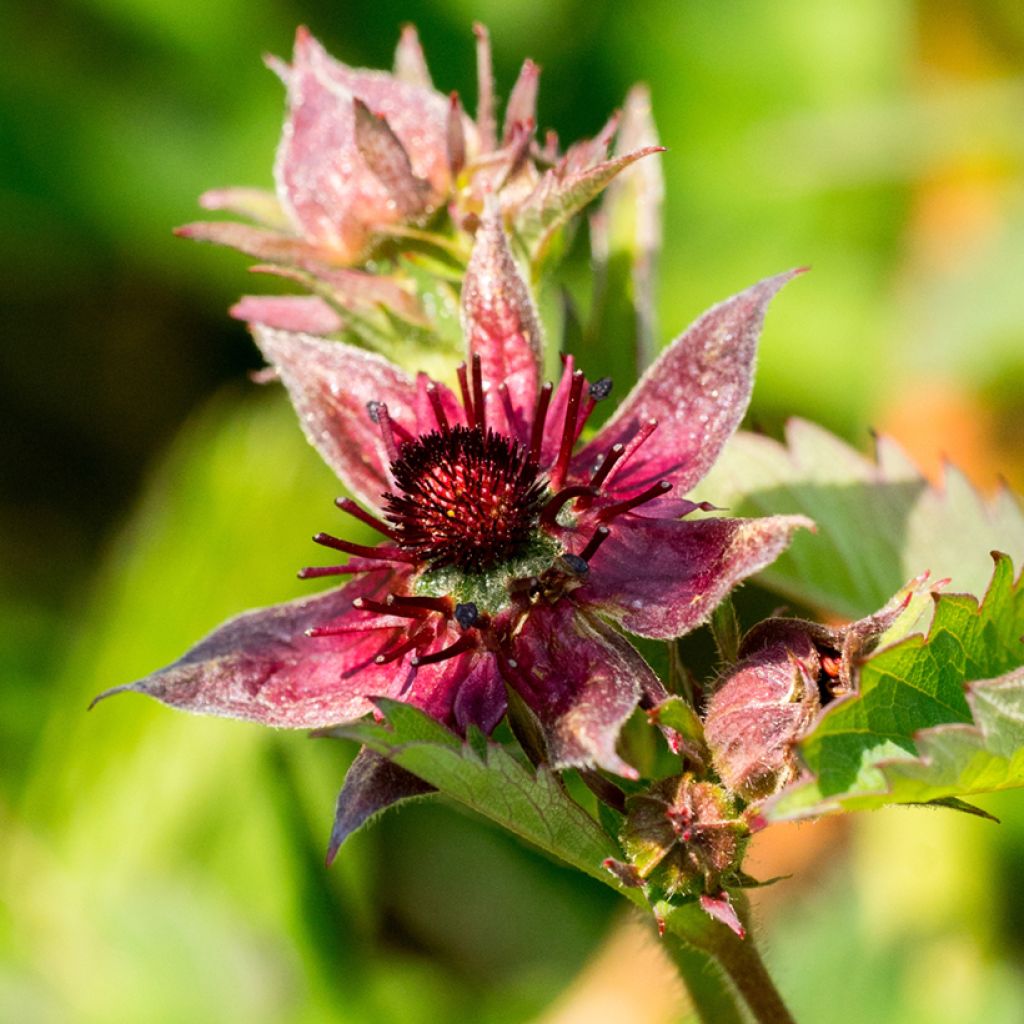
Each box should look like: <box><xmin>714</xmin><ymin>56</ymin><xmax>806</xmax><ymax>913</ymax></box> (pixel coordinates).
<box><xmin>661</xmin><ymin>896</ymin><xmax>796</xmax><ymax>1024</ymax></box>
<box><xmin>662</xmin><ymin>934</ymin><xmax>745</xmax><ymax>1024</ymax></box>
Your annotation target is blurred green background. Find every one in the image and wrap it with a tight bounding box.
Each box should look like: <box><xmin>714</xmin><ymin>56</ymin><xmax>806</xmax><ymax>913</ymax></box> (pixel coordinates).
<box><xmin>4</xmin><ymin>0</ymin><xmax>1024</xmax><ymax>1021</ymax></box>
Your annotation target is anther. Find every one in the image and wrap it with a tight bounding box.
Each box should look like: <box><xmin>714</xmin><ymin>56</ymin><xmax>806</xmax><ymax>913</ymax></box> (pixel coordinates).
<box><xmin>454</xmin><ymin>602</ymin><xmax>479</xmax><ymax>630</ymax></box>
<box><xmin>527</xmin><ymin>382</ymin><xmax>553</xmax><ymax>464</ymax></box>
<box><xmin>578</xmin><ymin>525</ymin><xmax>611</xmax><ymax>562</ymax></box>
<box><xmin>561</xmin><ymin>553</ymin><xmax>589</xmax><ymax>575</ymax></box>
<box><xmin>589</xmin><ymin>377</ymin><xmax>613</xmax><ymax>400</ymax></box>
<box><xmin>597</xmin><ymin>480</ymin><xmax>673</xmax><ymax>522</ymax></box>
<box><xmin>334</xmin><ymin>497</ymin><xmax>399</xmax><ymax>539</ymax></box>
<box><xmin>410</xmin><ymin>633</ymin><xmax>476</xmax><ymax>667</ymax></box>
<box><xmin>539</xmin><ymin>485</ymin><xmax>596</xmax><ymax>527</ymax></box>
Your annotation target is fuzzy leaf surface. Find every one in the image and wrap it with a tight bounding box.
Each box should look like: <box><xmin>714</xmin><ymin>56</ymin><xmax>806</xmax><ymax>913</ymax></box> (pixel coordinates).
<box><xmin>334</xmin><ymin>699</ymin><xmax>630</xmax><ymax>888</ymax></box>
<box><xmin>768</xmin><ymin>554</ymin><xmax>1024</xmax><ymax>820</ymax></box>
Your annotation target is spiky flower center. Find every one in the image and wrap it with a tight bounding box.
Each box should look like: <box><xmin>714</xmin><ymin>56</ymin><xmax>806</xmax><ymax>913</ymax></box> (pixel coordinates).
<box><xmin>382</xmin><ymin>426</ymin><xmax>547</xmax><ymax>572</ymax></box>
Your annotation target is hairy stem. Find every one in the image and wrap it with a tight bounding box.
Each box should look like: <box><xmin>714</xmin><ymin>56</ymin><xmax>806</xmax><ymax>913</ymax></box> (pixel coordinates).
<box><xmin>662</xmin><ymin>934</ymin><xmax>745</xmax><ymax>1024</ymax></box>
<box><xmin>661</xmin><ymin>896</ymin><xmax>796</xmax><ymax>1024</ymax></box>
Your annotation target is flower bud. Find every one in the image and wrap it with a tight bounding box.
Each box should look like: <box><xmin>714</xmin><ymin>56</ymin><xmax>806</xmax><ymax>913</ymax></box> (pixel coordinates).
<box><xmin>620</xmin><ymin>774</ymin><xmax>747</xmax><ymax>898</ymax></box>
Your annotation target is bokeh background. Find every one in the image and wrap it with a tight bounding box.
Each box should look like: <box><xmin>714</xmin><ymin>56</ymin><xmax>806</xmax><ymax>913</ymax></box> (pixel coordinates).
<box><xmin>4</xmin><ymin>1</ymin><xmax>1024</xmax><ymax>1021</ymax></box>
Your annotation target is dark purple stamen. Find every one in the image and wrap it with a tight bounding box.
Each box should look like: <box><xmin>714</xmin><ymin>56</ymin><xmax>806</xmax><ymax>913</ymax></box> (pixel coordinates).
<box><xmin>375</xmin><ymin>627</ymin><xmax>432</xmax><ymax>665</ymax></box>
<box><xmin>589</xmin><ymin>377</ymin><xmax>613</xmax><ymax>400</ymax></box>
<box><xmin>598</xmin><ymin>480</ymin><xmax>673</xmax><ymax>522</ymax></box>
<box><xmin>425</xmin><ymin>380</ymin><xmax>450</xmax><ymax>433</ymax></box>
<box><xmin>313</xmin><ymin>532</ymin><xmax>417</xmax><ymax>563</ymax></box>
<box><xmin>551</xmin><ymin>371</ymin><xmax>585</xmax><ymax>489</ymax></box>
<box><xmin>527</xmin><ymin>382</ymin><xmax>553</xmax><ymax>464</ymax></box>
<box><xmin>578</xmin><ymin>525</ymin><xmax>611</xmax><ymax>562</ymax></box>
<box><xmin>411</xmin><ymin>633</ymin><xmax>476</xmax><ymax>667</ymax></box>
<box><xmin>561</xmin><ymin>553</ymin><xmax>589</xmax><ymax>575</ymax></box>
<box><xmin>471</xmin><ymin>353</ymin><xmax>486</xmax><ymax>430</ymax></box>
<box><xmin>353</xmin><ymin>596</ymin><xmax>430</xmax><ymax>619</ymax></box>
<box><xmin>334</xmin><ymin>497</ymin><xmax>399</xmax><ymax>539</ymax></box>
<box><xmin>539</xmin><ymin>485</ymin><xmax>596</xmax><ymax>527</ymax></box>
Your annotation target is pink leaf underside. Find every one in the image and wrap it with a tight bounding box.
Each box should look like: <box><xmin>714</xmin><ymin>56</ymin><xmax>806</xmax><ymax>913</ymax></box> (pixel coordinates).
<box><xmin>581</xmin><ymin>514</ymin><xmax>813</xmax><ymax>640</ymax></box>
<box><xmin>575</xmin><ymin>271</ymin><xmax>803</xmax><ymax>498</ymax></box>
<box><xmin>251</xmin><ymin>327</ymin><xmax>418</xmax><ymax>509</ymax></box>
<box><xmin>509</xmin><ymin>600</ymin><xmax>656</xmax><ymax>778</ymax></box>
<box><xmin>273</xmin><ymin>29</ymin><xmax>460</xmax><ymax>259</ymax></box>
<box><xmin>461</xmin><ymin>212</ymin><xmax>542</xmax><ymax>426</ymax></box>
<box><xmin>176</xmin><ymin>221</ymin><xmax>345</xmax><ymax>267</ymax></box>
<box><xmin>231</xmin><ymin>295</ymin><xmax>343</xmax><ymax>334</ymax></box>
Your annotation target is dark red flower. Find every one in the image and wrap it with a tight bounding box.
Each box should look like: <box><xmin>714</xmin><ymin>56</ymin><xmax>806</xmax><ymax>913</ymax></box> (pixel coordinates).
<box><xmin>96</xmin><ymin>212</ymin><xmax>809</xmax><ymax>844</ymax></box>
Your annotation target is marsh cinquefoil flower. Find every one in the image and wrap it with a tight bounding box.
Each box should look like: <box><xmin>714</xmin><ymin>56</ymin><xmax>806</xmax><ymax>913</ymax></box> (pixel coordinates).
<box><xmin>97</xmin><ymin>214</ymin><xmax>808</xmax><ymax>848</ymax></box>
<box><xmin>178</xmin><ymin>25</ymin><xmax>661</xmax><ymax>336</ymax></box>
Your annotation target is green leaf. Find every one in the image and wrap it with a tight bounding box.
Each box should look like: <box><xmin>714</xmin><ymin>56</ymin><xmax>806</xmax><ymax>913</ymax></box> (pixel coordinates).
<box><xmin>334</xmin><ymin>699</ymin><xmax>638</xmax><ymax>895</ymax></box>
<box><xmin>700</xmin><ymin>419</ymin><xmax>1024</xmax><ymax>622</ymax></box>
<box><xmin>768</xmin><ymin>554</ymin><xmax>1024</xmax><ymax>820</ymax></box>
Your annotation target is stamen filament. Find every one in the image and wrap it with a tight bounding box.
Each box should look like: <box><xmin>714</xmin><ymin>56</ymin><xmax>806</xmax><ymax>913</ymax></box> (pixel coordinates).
<box><xmin>471</xmin><ymin>353</ymin><xmax>486</xmax><ymax>430</ymax></box>
<box><xmin>496</xmin><ymin>383</ymin><xmax>524</xmax><ymax>442</ymax></box>
<box><xmin>298</xmin><ymin>564</ymin><xmax>367</xmax><ymax>579</ymax></box>
<box><xmin>527</xmin><ymin>382</ymin><xmax>553</xmax><ymax>464</ymax></box>
<box><xmin>334</xmin><ymin>497</ymin><xmax>399</xmax><ymax>539</ymax></box>
<box><xmin>539</xmin><ymin>485</ymin><xmax>596</xmax><ymax>527</ymax></box>
<box><xmin>579</xmin><ymin>525</ymin><xmax>611</xmax><ymax>562</ymax></box>
<box><xmin>597</xmin><ymin>480</ymin><xmax>673</xmax><ymax>521</ymax></box>
<box><xmin>589</xmin><ymin>443</ymin><xmax>626</xmax><ymax>491</ymax></box>
<box><xmin>410</xmin><ymin>633</ymin><xmax>476</xmax><ymax>667</ymax></box>
<box><xmin>425</xmin><ymin>381</ymin><xmax>450</xmax><ymax>433</ymax></box>
<box><xmin>353</xmin><ymin>596</ymin><xmax>430</xmax><ymax>619</ymax></box>
<box><xmin>388</xmin><ymin>594</ymin><xmax>451</xmax><ymax>615</ymax></box>
<box><xmin>551</xmin><ymin>371</ymin><xmax>585</xmax><ymax>489</ymax></box>
<box><xmin>456</xmin><ymin>362</ymin><xmax>474</xmax><ymax>424</ymax></box>
<box><xmin>373</xmin><ymin>403</ymin><xmax>401</xmax><ymax>464</ymax></box>
<box><xmin>375</xmin><ymin>627</ymin><xmax>432</xmax><ymax>665</ymax></box>
<box><xmin>313</xmin><ymin>532</ymin><xmax>417</xmax><ymax>563</ymax></box>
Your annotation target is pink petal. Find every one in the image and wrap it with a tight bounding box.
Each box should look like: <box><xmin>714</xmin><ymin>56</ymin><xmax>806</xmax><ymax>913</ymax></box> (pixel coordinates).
<box><xmin>198</xmin><ymin>187</ymin><xmax>290</xmax><ymax>229</ymax></box>
<box><xmin>392</xmin><ymin>24</ymin><xmax>433</xmax><ymax>89</ymax></box>
<box><xmin>231</xmin><ymin>295</ymin><xmax>343</xmax><ymax>334</ymax></box>
<box><xmin>461</xmin><ymin>208</ymin><xmax>543</xmax><ymax>423</ymax></box>
<box><xmin>90</xmin><ymin>572</ymin><xmax>414</xmax><ymax>728</ymax></box>
<box><xmin>699</xmin><ymin>893</ymin><xmax>746</xmax><ymax>939</ymax></box>
<box><xmin>175</xmin><ymin>221</ymin><xmax>342</xmax><ymax>266</ymax></box>
<box><xmin>273</xmin><ymin>29</ymin><xmax>451</xmax><ymax>260</ymax></box>
<box><xmin>473</xmin><ymin>23</ymin><xmax>497</xmax><ymax>153</ymax></box>
<box><xmin>502</xmin><ymin>59</ymin><xmax>540</xmax><ymax>143</ymax></box>
<box><xmin>251</xmin><ymin>327</ymin><xmax>417</xmax><ymax>509</ymax></box>
<box><xmin>508</xmin><ymin>601</ymin><xmax>657</xmax><ymax>778</ymax></box>
<box><xmin>581</xmin><ymin>514</ymin><xmax>813</xmax><ymax>639</ymax></box>
<box><xmin>576</xmin><ymin>271</ymin><xmax>804</xmax><ymax>497</ymax></box>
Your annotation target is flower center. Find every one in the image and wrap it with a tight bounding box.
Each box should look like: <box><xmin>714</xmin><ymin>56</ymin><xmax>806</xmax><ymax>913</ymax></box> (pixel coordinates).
<box><xmin>382</xmin><ymin>425</ymin><xmax>547</xmax><ymax>572</ymax></box>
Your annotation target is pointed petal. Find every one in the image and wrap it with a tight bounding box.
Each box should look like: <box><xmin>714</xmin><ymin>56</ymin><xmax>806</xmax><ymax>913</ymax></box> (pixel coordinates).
<box><xmin>699</xmin><ymin>893</ymin><xmax>746</xmax><ymax>939</ymax></box>
<box><xmin>175</xmin><ymin>220</ymin><xmax>342</xmax><ymax>266</ymax></box>
<box><xmin>508</xmin><ymin>602</ymin><xmax>655</xmax><ymax>778</ymax></box>
<box><xmin>273</xmin><ymin>28</ymin><xmax>450</xmax><ymax>260</ymax></box>
<box><xmin>327</xmin><ymin>748</ymin><xmax>433</xmax><ymax>863</ymax></box>
<box><xmin>446</xmin><ymin>91</ymin><xmax>467</xmax><ymax>177</ymax></box>
<box><xmin>252</xmin><ymin>327</ymin><xmax>417</xmax><ymax>507</ymax></box>
<box><xmin>577</xmin><ymin>271</ymin><xmax>804</xmax><ymax>497</ymax></box>
<box><xmin>461</xmin><ymin>208</ymin><xmax>543</xmax><ymax>419</ymax></box>
<box><xmin>393</xmin><ymin>24</ymin><xmax>433</xmax><ymax>89</ymax></box>
<box><xmin>250</xmin><ymin>263</ymin><xmax>428</xmax><ymax>327</ymax></box>
<box><xmin>515</xmin><ymin>145</ymin><xmax>664</xmax><ymax>265</ymax></box>
<box><xmin>503</xmin><ymin>59</ymin><xmax>540</xmax><ymax>143</ymax></box>
<box><xmin>352</xmin><ymin>98</ymin><xmax>434</xmax><ymax>218</ymax></box>
<box><xmin>473</xmin><ymin>23</ymin><xmax>497</xmax><ymax>153</ymax></box>
<box><xmin>198</xmin><ymin>187</ymin><xmax>290</xmax><ymax>230</ymax></box>
<box><xmin>582</xmin><ymin>514</ymin><xmax>813</xmax><ymax>639</ymax></box>
<box><xmin>231</xmin><ymin>295</ymin><xmax>343</xmax><ymax>334</ymax></box>
<box><xmin>91</xmin><ymin>572</ymin><xmax>413</xmax><ymax>728</ymax></box>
